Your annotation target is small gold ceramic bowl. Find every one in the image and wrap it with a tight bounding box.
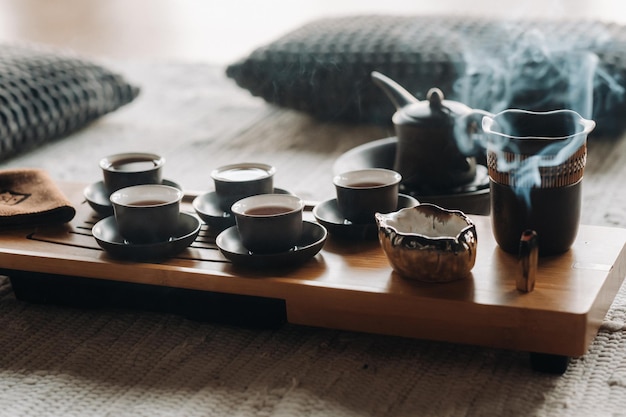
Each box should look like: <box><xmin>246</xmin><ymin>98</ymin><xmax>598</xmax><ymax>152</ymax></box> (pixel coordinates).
<box><xmin>375</xmin><ymin>204</ymin><xmax>477</xmax><ymax>282</ymax></box>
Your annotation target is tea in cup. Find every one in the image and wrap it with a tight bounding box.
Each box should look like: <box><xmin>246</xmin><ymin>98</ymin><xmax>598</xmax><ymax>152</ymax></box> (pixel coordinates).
<box><xmin>231</xmin><ymin>193</ymin><xmax>304</xmax><ymax>253</ymax></box>
<box><xmin>100</xmin><ymin>152</ymin><xmax>165</xmax><ymax>194</ymax></box>
<box><xmin>333</xmin><ymin>168</ymin><xmax>402</xmax><ymax>223</ymax></box>
<box><xmin>211</xmin><ymin>162</ymin><xmax>276</xmax><ymax>212</ymax></box>
<box><xmin>110</xmin><ymin>184</ymin><xmax>183</xmax><ymax>244</ymax></box>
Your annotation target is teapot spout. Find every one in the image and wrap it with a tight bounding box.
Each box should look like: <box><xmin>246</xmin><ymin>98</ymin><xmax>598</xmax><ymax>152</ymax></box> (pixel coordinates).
<box><xmin>371</xmin><ymin>71</ymin><xmax>419</xmax><ymax>110</ymax></box>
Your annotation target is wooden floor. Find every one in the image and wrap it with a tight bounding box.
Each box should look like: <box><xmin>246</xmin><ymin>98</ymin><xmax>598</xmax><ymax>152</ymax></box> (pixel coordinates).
<box><xmin>0</xmin><ymin>0</ymin><xmax>624</xmax><ymax>65</ymax></box>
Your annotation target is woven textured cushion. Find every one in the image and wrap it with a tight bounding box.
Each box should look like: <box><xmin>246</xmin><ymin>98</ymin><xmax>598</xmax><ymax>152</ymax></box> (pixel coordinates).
<box><xmin>226</xmin><ymin>15</ymin><xmax>626</xmax><ymax>136</ymax></box>
<box><xmin>0</xmin><ymin>43</ymin><xmax>139</xmax><ymax>160</ymax></box>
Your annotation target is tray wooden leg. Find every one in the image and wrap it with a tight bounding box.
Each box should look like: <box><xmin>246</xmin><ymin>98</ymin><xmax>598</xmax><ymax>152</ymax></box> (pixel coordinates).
<box><xmin>529</xmin><ymin>352</ymin><xmax>570</xmax><ymax>374</ymax></box>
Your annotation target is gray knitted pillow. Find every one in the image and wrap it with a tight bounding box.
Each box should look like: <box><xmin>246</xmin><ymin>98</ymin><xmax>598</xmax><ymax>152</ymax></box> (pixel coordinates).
<box><xmin>0</xmin><ymin>43</ymin><xmax>139</xmax><ymax>160</ymax></box>
<box><xmin>226</xmin><ymin>15</ymin><xmax>626</xmax><ymax>136</ymax></box>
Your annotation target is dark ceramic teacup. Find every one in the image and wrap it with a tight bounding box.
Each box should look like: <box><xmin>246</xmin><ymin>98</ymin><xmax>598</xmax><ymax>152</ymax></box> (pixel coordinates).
<box><xmin>110</xmin><ymin>184</ymin><xmax>183</xmax><ymax>244</ymax></box>
<box><xmin>100</xmin><ymin>152</ymin><xmax>165</xmax><ymax>194</ymax></box>
<box><xmin>333</xmin><ymin>168</ymin><xmax>401</xmax><ymax>224</ymax></box>
<box><xmin>231</xmin><ymin>193</ymin><xmax>304</xmax><ymax>254</ymax></box>
<box><xmin>211</xmin><ymin>162</ymin><xmax>276</xmax><ymax>212</ymax></box>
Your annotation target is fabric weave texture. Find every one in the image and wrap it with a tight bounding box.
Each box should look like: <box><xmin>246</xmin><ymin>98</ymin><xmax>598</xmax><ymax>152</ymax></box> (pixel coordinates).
<box><xmin>0</xmin><ymin>43</ymin><xmax>139</xmax><ymax>160</ymax></box>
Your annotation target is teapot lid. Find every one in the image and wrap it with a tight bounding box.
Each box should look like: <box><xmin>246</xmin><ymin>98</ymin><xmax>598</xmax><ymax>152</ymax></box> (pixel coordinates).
<box><xmin>394</xmin><ymin>88</ymin><xmax>472</xmax><ymax>127</ymax></box>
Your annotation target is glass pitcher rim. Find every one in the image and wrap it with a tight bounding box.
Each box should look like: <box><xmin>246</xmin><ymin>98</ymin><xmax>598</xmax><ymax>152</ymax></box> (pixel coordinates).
<box><xmin>482</xmin><ymin>108</ymin><xmax>596</xmax><ymax>141</ymax></box>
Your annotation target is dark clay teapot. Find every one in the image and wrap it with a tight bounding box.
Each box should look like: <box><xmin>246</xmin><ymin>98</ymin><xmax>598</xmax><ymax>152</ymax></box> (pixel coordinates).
<box><xmin>372</xmin><ymin>71</ymin><xmax>486</xmax><ymax>193</ymax></box>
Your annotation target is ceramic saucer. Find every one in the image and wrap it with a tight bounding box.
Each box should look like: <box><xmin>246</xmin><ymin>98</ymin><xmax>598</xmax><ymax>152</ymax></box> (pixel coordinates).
<box><xmin>92</xmin><ymin>212</ymin><xmax>201</xmax><ymax>261</ymax></box>
<box><xmin>313</xmin><ymin>194</ymin><xmax>418</xmax><ymax>240</ymax></box>
<box><xmin>84</xmin><ymin>179</ymin><xmax>182</xmax><ymax>217</ymax></box>
<box><xmin>192</xmin><ymin>188</ymin><xmax>292</xmax><ymax>232</ymax></box>
<box><xmin>216</xmin><ymin>220</ymin><xmax>327</xmax><ymax>267</ymax></box>
<box><xmin>332</xmin><ymin>136</ymin><xmax>490</xmax><ymax>215</ymax></box>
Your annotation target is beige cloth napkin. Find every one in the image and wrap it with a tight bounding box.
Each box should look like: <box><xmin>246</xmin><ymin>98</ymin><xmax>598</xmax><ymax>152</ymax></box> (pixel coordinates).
<box><xmin>0</xmin><ymin>169</ymin><xmax>75</xmax><ymax>227</ymax></box>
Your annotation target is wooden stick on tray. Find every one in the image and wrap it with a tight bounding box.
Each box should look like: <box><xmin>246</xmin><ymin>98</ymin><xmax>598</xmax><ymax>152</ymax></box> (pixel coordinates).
<box><xmin>518</xmin><ymin>229</ymin><xmax>538</xmax><ymax>292</ymax></box>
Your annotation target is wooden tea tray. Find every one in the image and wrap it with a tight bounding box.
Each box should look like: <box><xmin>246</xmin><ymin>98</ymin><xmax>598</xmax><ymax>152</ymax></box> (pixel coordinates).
<box><xmin>1</xmin><ymin>181</ymin><xmax>626</xmax><ymax>363</ymax></box>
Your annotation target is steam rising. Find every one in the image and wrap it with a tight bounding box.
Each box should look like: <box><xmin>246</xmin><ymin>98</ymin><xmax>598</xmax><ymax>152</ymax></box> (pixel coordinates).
<box><xmin>481</xmin><ymin>110</ymin><xmax>592</xmax><ymax>207</ymax></box>
<box><xmin>456</xmin><ymin>28</ymin><xmax>598</xmax><ymax>118</ymax></box>
<box><xmin>451</xmin><ymin>25</ymin><xmax>609</xmax><ymax>207</ymax></box>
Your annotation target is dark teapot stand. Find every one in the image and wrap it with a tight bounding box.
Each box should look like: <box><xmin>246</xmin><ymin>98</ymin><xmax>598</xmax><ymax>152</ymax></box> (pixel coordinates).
<box><xmin>333</xmin><ymin>137</ymin><xmax>491</xmax><ymax>215</ymax></box>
